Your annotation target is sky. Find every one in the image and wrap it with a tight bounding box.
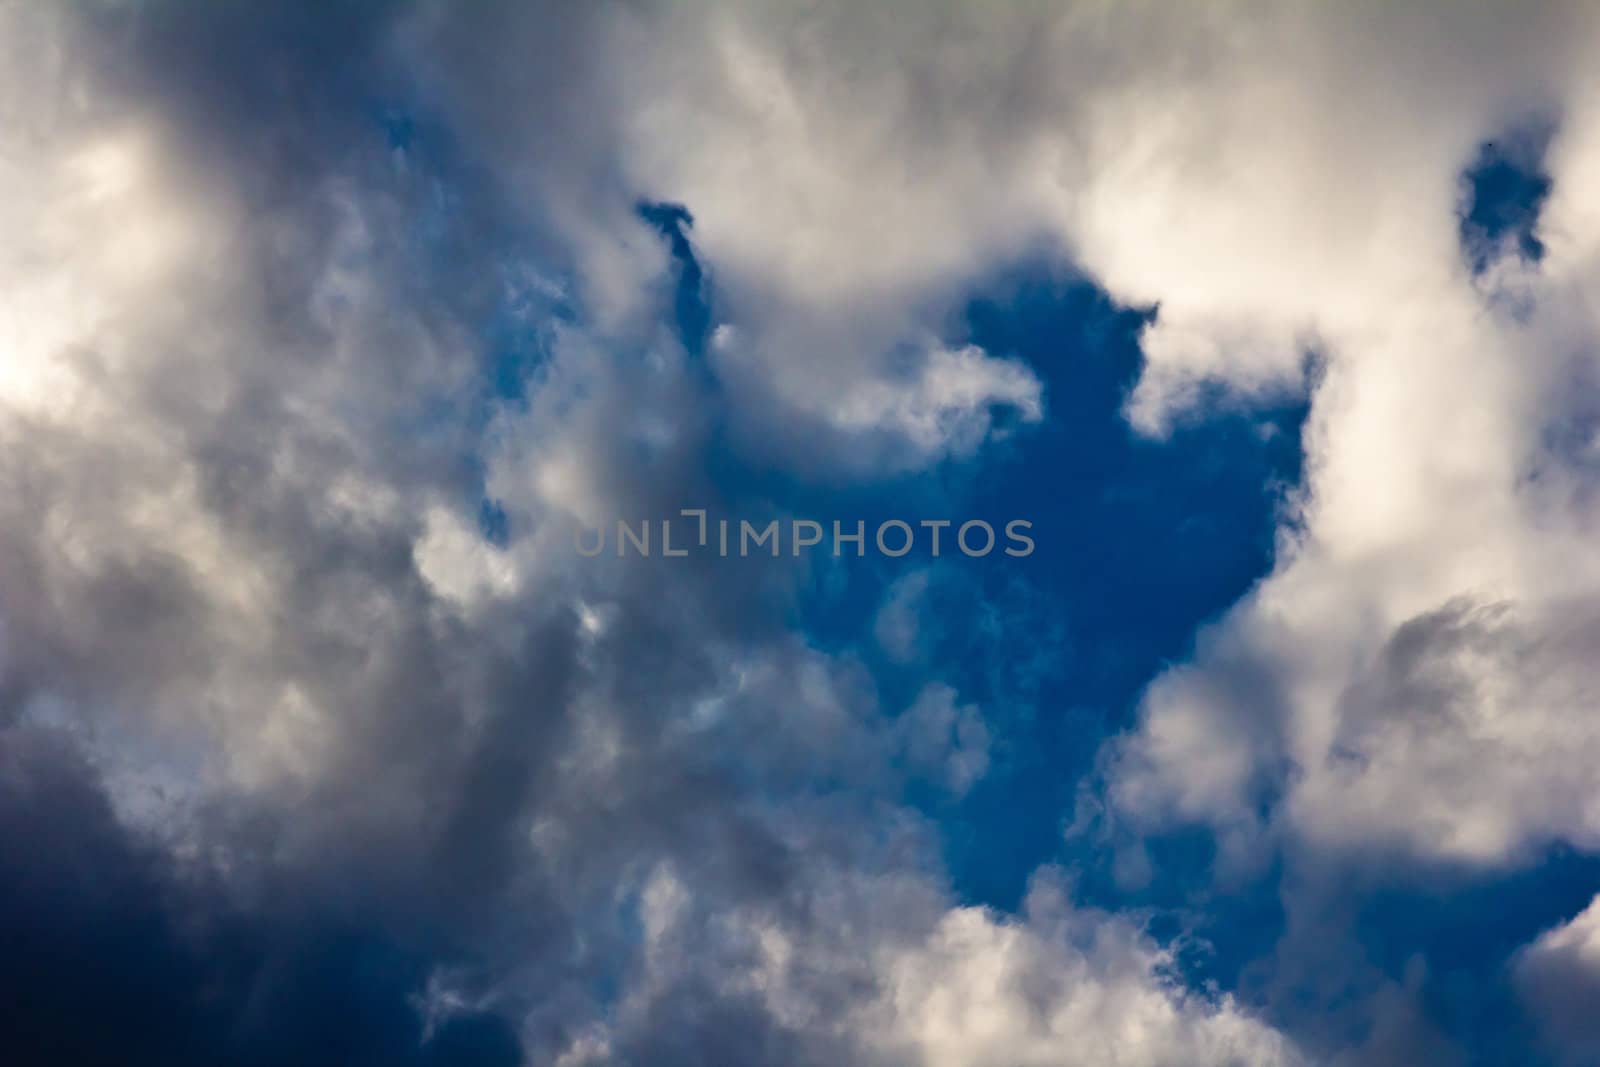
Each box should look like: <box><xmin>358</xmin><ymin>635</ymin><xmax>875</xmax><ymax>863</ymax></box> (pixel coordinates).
<box><xmin>3</xmin><ymin>2</ymin><xmax>1600</xmax><ymax>1065</ymax></box>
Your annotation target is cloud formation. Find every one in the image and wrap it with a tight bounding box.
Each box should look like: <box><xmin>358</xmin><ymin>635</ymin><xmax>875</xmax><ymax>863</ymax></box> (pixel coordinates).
<box><xmin>6</xmin><ymin>1</ymin><xmax>1600</xmax><ymax>1064</ymax></box>
<box><xmin>0</xmin><ymin>2</ymin><xmax>1305</xmax><ymax>1063</ymax></box>
<box><xmin>1516</xmin><ymin>893</ymin><xmax>1600</xmax><ymax>1063</ymax></box>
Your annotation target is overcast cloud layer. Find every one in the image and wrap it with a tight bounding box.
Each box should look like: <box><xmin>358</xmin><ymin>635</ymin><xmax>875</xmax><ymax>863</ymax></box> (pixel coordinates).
<box><xmin>5</xmin><ymin>2</ymin><xmax>1600</xmax><ymax>1065</ymax></box>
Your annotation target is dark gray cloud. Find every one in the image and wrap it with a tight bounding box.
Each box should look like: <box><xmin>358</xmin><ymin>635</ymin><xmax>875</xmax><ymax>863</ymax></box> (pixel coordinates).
<box><xmin>0</xmin><ymin>727</ymin><xmax>522</xmax><ymax>1067</ymax></box>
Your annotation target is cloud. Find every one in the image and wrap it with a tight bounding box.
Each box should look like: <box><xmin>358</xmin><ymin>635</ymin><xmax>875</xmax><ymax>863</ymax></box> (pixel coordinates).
<box><xmin>562</xmin><ymin>864</ymin><xmax>1304</xmax><ymax>1067</ymax></box>
<box><xmin>0</xmin><ymin>4</ymin><xmax>1307</xmax><ymax>1063</ymax></box>
<box><xmin>1515</xmin><ymin>894</ymin><xmax>1600</xmax><ymax>1064</ymax></box>
<box><xmin>874</xmin><ymin>570</ymin><xmax>934</xmax><ymax>663</ymax></box>
<box><xmin>895</xmin><ymin>683</ymin><xmax>992</xmax><ymax>797</ymax></box>
<box><xmin>413</xmin><ymin>11</ymin><xmax>1600</xmax><ymax>906</ymax></box>
<box><xmin>417</xmin><ymin>0</ymin><xmax>1597</xmax><ymax>443</ymax></box>
<box><xmin>13</xmin><ymin>0</ymin><xmax>1600</xmax><ymax>1062</ymax></box>
<box><xmin>1021</xmin><ymin>2</ymin><xmax>1600</xmax><ymax>875</ymax></box>
<box><xmin>411</xmin><ymin>0</ymin><xmax>1070</xmax><ymax>474</ymax></box>
<box><xmin>0</xmin><ymin>727</ymin><xmax>524</xmax><ymax>1067</ymax></box>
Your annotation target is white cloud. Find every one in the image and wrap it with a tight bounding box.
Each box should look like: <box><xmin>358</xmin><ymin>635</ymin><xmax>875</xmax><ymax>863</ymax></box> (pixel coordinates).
<box><xmin>591</xmin><ymin>864</ymin><xmax>1303</xmax><ymax>1067</ymax></box>
<box><xmin>489</xmin><ymin>0</ymin><xmax>1600</xmax><ymax>873</ymax></box>
<box><xmin>413</xmin><ymin>504</ymin><xmax>519</xmax><ymax>610</ymax></box>
<box><xmin>420</xmin><ymin>0</ymin><xmax>1593</xmax><ymax>449</ymax></box>
<box><xmin>828</xmin><ymin>344</ymin><xmax>1043</xmax><ymax>464</ymax></box>
<box><xmin>862</xmin><ymin>900</ymin><xmax>1302</xmax><ymax>1067</ymax></box>
<box><xmin>13</xmin><ymin>1</ymin><xmax>1600</xmax><ymax>1060</ymax></box>
<box><xmin>415</xmin><ymin>0</ymin><xmax>1600</xmax><ymax>876</ymax></box>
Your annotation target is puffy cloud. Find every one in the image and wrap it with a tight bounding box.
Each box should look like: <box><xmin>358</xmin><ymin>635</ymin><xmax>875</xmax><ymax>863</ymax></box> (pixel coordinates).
<box><xmin>1105</xmin><ymin>253</ymin><xmax>1600</xmax><ymax>870</ymax></box>
<box><xmin>411</xmin><ymin>0</ymin><xmax>1068</xmax><ymax>474</ymax></box>
<box><xmin>566</xmin><ymin>864</ymin><xmax>1304</xmax><ymax>1067</ymax></box>
<box><xmin>14</xmin><ymin>0</ymin><xmax>1600</xmax><ymax>1062</ymax></box>
<box><xmin>415</xmin><ymin>0</ymin><xmax>1596</xmax><ymax>444</ymax></box>
<box><xmin>415</xmin><ymin>3</ymin><xmax>1600</xmax><ymax>883</ymax></box>
<box><xmin>0</xmin><ymin>4</ymin><xmax>1307</xmax><ymax>1064</ymax></box>
<box><xmin>1020</xmin><ymin>2</ymin><xmax>1600</xmax><ymax>873</ymax></box>
<box><xmin>410</xmin><ymin>0</ymin><xmax>1600</xmax><ymax>1041</ymax></box>
<box><xmin>1515</xmin><ymin>894</ymin><xmax>1600</xmax><ymax>1064</ymax></box>
<box><xmin>858</xmin><ymin>891</ymin><xmax>1303</xmax><ymax>1067</ymax></box>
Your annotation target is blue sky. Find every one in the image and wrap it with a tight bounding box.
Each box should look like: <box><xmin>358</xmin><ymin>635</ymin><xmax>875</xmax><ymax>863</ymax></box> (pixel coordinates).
<box><xmin>4</xmin><ymin>4</ymin><xmax>1600</xmax><ymax>1066</ymax></box>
